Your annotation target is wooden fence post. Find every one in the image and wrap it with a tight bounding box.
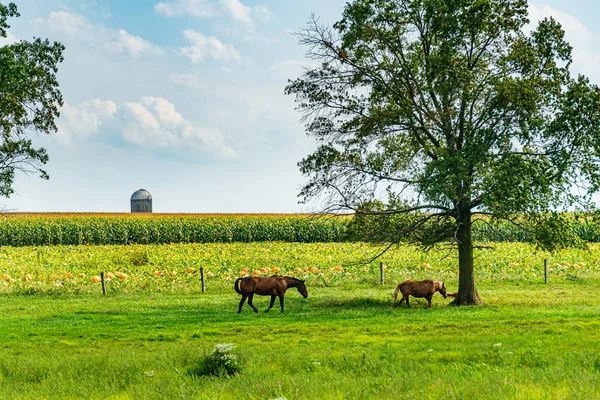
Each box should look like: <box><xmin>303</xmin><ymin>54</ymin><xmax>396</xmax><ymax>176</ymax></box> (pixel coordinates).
<box><xmin>100</xmin><ymin>271</ymin><xmax>107</xmax><ymax>296</ymax></box>
<box><xmin>544</xmin><ymin>259</ymin><xmax>548</xmax><ymax>284</ymax></box>
<box><xmin>200</xmin><ymin>267</ymin><xmax>205</xmax><ymax>293</ymax></box>
<box><xmin>380</xmin><ymin>262</ymin><xmax>385</xmax><ymax>285</ymax></box>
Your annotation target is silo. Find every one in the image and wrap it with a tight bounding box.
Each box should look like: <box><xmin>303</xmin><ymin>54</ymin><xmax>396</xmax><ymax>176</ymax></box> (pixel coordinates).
<box><xmin>131</xmin><ymin>189</ymin><xmax>153</xmax><ymax>213</ymax></box>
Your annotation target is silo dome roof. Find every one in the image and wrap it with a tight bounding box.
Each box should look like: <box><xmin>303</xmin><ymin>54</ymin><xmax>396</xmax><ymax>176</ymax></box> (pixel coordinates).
<box><xmin>131</xmin><ymin>189</ymin><xmax>152</xmax><ymax>201</ymax></box>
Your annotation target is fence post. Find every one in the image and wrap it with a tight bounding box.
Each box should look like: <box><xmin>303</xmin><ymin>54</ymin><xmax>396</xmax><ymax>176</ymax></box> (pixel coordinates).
<box><xmin>544</xmin><ymin>259</ymin><xmax>548</xmax><ymax>284</ymax></box>
<box><xmin>380</xmin><ymin>262</ymin><xmax>385</xmax><ymax>285</ymax></box>
<box><xmin>100</xmin><ymin>271</ymin><xmax>107</xmax><ymax>296</ymax></box>
<box><xmin>200</xmin><ymin>267</ymin><xmax>205</xmax><ymax>293</ymax></box>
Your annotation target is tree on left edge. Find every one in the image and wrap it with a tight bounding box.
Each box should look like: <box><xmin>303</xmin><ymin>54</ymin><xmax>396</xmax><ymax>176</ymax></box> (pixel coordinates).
<box><xmin>0</xmin><ymin>1</ymin><xmax>65</xmax><ymax>198</ymax></box>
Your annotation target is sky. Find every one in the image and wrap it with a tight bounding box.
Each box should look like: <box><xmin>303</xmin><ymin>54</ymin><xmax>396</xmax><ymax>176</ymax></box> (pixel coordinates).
<box><xmin>1</xmin><ymin>0</ymin><xmax>599</xmax><ymax>213</ymax></box>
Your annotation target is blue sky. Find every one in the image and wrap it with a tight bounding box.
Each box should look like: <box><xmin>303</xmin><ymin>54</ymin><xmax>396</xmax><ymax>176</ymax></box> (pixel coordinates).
<box><xmin>1</xmin><ymin>0</ymin><xmax>600</xmax><ymax>213</ymax></box>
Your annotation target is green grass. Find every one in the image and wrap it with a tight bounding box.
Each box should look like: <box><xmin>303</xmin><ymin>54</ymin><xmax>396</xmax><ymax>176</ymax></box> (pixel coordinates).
<box><xmin>2</xmin><ymin>281</ymin><xmax>600</xmax><ymax>399</ymax></box>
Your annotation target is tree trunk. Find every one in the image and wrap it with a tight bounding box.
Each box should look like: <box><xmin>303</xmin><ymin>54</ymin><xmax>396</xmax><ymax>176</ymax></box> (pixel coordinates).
<box><xmin>450</xmin><ymin>206</ymin><xmax>482</xmax><ymax>306</ymax></box>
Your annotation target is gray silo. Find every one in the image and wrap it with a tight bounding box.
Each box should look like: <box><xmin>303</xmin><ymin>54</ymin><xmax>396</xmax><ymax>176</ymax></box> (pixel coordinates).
<box><xmin>131</xmin><ymin>189</ymin><xmax>153</xmax><ymax>213</ymax></box>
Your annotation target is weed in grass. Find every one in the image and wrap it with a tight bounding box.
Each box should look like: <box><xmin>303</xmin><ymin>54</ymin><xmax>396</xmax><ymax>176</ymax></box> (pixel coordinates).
<box><xmin>187</xmin><ymin>343</ymin><xmax>244</xmax><ymax>378</ymax></box>
<box><xmin>129</xmin><ymin>249</ymin><xmax>149</xmax><ymax>266</ymax></box>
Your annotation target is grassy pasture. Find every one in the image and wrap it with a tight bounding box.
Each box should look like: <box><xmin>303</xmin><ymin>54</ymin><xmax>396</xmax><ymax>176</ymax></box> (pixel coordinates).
<box><xmin>0</xmin><ymin>242</ymin><xmax>600</xmax><ymax>398</ymax></box>
<box><xmin>1</xmin><ymin>282</ymin><xmax>600</xmax><ymax>399</ymax></box>
<box><xmin>0</xmin><ymin>242</ymin><xmax>600</xmax><ymax>399</ymax></box>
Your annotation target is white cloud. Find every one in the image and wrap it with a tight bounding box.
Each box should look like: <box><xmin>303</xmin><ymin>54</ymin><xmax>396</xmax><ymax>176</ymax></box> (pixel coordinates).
<box><xmin>154</xmin><ymin>0</ymin><xmax>270</xmax><ymax>26</ymax></box>
<box><xmin>0</xmin><ymin>32</ymin><xmax>18</xmax><ymax>46</ymax></box>
<box><xmin>528</xmin><ymin>4</ymin><xmax>600</xmax><ymax>82</ymax></box>
<box><xmin>169</xmin><ymin>73</ymin><xmax>204</xmax><ymax>89</ymax></box>
<box><xmin>38</xmin><ymin>11</ymin><xmax>96</xmax><ymax>41</ymax></box>
<box><xmin>106</xmin><ymin>29</ymin><xmax>164</xmax><ymax>58</ymax></box>
<box><xmin>219</xmin><ymin>0</ymin><xmax>252</xmax><ymax>24</ymax></box>
<box><xmin>56</xmin><ymin>97</ymin><xmax>234</xmax><ymax>156</ymax></box>
<box><xmin>155</xmin><ymin>0</ymin><xmax>214</xmax><ymax>17</ymax></box>
<box><xmin>120</xmin><ymin>97</ymin><xmax>235</xmax><ymax>156</ymax></box>
<box><xmin>121</xmin><ymin>101</ymin><xmax>176</xmax><ymax>147</ymax></box>
<box><xmin>252</xmin><ymin>5</ymin><xmax>272</xmax><ymax>22</ymax></box>
<box><xmin>57</xmin><ymin>100</ymin><xmax>118</xmax><ymax>145</ymax></box>
<box><xmin>180</xmin><ymin>30</ymin><xmax>241</xmax><ymax>63</ymax></box>
<box><xmin>36</xmin><ymin>11</ymin><xmax>163</xmax><ymax>59</ymax></box>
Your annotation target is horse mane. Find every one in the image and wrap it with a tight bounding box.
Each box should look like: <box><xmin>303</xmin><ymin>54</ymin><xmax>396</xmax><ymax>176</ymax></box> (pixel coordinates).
<box><xmin>284</xmin><ymin>276</ymin><xmax>303</xmax><ymax>284</ymax></box>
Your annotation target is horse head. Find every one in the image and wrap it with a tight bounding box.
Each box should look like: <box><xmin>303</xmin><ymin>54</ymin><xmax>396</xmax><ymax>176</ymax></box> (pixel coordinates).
<box><xmin>437</xmin><ymin>281</ymin><xmax>447</xmax><ymax>298</ymax></box>
<box><xmin>297</xmin><ymin>279</ymin><xmax>309</xmax><ymax>298</ymax></box>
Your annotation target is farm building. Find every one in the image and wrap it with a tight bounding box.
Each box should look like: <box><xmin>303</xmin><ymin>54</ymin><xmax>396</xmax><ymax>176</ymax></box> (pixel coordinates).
<box><xmin>130</xmin><ymin>189</ymin><xmax>152</xmax><ymax>213</ymax></box>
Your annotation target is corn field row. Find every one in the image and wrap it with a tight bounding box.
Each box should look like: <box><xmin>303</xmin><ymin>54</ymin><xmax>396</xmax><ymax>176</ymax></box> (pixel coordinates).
<box><xmin>1</xmin><ymin>213</ymin><xmax>600</xmax><ymax>247</ymax></box>
<box><xmin>0</xmin><ymin>215</ymin><xmax>348</xmax><ymax>246</ymax></box>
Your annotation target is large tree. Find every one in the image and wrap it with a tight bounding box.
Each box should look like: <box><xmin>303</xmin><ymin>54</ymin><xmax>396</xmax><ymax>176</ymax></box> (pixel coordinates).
<box><xmin>286</xmin><ymin>0</ymin><xmax>600</xmax><ymax>305</ymax></box>
<box><xmin>0</xmin><ymin>2</ymin><xmax>64</xmax><ymax>198</ymax></box>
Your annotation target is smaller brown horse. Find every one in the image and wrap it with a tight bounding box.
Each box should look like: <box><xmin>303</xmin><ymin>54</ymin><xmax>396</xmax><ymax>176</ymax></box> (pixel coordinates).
<box><xmin>234</xmin><ymin>275</ymin><xmax>308</xmax><ymax>313</ymax></box>
<box><xmin>393</xmin><ymin>279</ymin><xmax>447</xmax><ymax>309</ymax></box>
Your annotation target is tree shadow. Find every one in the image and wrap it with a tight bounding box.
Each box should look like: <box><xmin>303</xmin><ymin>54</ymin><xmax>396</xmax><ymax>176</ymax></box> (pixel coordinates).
<box><xmin>311</xmin><ymin>296</ymin><xmax>393</xmax><ymax>310</ymax></box>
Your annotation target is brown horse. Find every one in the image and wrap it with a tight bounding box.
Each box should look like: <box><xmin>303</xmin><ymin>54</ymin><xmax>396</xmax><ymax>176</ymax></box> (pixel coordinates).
<box><xmin>393</xmin><ymin>279</ymin><xmax>447</xmax><ymax>309</ymax></box>
<box><xmin>234</xmin><ymin>275</ymin><xmax>308</xmax><ymax>313</ymax></box>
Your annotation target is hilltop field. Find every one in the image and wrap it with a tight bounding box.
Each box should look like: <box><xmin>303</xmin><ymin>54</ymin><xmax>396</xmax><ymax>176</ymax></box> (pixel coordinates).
<box><xmin>1</xmin><ymin>237</ymin><xmax>600</xmax><ymax>399</ymax></box>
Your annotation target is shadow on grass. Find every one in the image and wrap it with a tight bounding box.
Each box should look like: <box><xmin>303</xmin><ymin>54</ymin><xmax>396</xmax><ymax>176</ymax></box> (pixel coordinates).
<box><xmin>310</xmin><ymin>296</ymin><xmax>462</xmax><ymax>313</ymax></box>
<box><xmin>310</xmin><ymin>296</ymin><xmax>393</xmax><ymax>310</ymax></box>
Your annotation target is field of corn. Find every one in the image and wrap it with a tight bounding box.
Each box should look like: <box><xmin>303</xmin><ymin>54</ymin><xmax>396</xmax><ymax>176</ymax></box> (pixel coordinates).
<box><xmin>0</xmin><ymin>214</ymin><xmax>348</xmax><ymax>246</ymax></box>
<box><xmin>1</xmin><ymin>241</ymin><xmax>599</xmax><ymax>295</ymax></box>
<box><xmin>2</xmin><ymin>213</ymin><xmax>600</xmax><ymax>247</ymax></box>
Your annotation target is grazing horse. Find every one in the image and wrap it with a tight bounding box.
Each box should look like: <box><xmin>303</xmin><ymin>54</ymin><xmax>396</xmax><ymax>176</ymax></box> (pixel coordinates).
<box><xmin>234</xmin><ymin>275</ymin><xmax>308</xmax><ymax>313</ymax></box>
<box><xmin>393</xmin><ymin>279</ymin><xmax>447</xmax><ymax>309</ymax></box>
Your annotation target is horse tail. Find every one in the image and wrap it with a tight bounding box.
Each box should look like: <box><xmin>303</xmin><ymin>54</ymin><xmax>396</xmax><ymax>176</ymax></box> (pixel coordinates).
<box><xmin>234</xmin><ymin>278</ymin><xmax>243</xmax><ymax>294</ymax></box>
<box><xmin>393</xmin><ymin>283</ymin><xmax>401</xmax><ymax>304</ymax></box>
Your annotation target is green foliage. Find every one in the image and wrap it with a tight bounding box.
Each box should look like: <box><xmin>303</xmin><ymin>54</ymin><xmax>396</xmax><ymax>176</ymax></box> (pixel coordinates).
<box><xmin>0</xmin><ymin>215</ymin><xmax>349</xmax><ymax>246</ymax></box>
<box><xmin>187</xmin><ymin>344</ymin><xmax>243</xmax><ymax>378</ymax></box>
<box><xmin>287</xmin><ymin>0</ymin><xmax>600</xmax><ymax>303</ymax></box>
<box><xmin>129</xmin><ymin>248</ymin><xmax>149</xmax><ymax>266</ymax></box>
<box><xmin>346</xmin><ymin>200</ymin><xmax>456</xmax><ymax>246</ymax></box>
<box><xmin>526</xmin><ymin>213</ymin><xmax>585</xmax><ymax>251</ymax></box>
<box><xmin>0</xmin><ymin>2</ymin><xmax>18</xmax><ymax>37</ymax></box>
<box><xmin>0</xmin><ymin>1</ymin><xmax>64</xmax><ymax>197</ymax></box>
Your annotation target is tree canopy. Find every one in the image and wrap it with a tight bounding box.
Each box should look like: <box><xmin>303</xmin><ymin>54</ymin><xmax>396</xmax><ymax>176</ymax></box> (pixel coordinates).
<box><xmin>0</xmin><ymin>1</ymin><xmax>64</xmax><ymax>198</ymax></box>
<box><xmin>286</xmin><ymin>0</ymin><xmax>600</xmax><ymax>305</ymax></box>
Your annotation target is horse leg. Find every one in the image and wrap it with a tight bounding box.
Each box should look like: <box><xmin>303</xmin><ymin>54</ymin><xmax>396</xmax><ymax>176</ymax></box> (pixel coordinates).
<box><xmin>265</xmin><ymin>295</ymin><xmax>276</xmax><ymax>313</ymax></box>
<box><xmin>426</xmin><ymin>295</ymin><xmax>432</xmax><ymax>309</ymax></box>
<box><xmin>405</xmin><ymin>296</ymin><xmax>411</xmax><ymax>308</ymax></box>
<box><xmin>238</xmin><ymin>295</ymin><xmax>247</xmax><ymax>313</ymax></box>
<box><xmin>396</xmin><ymin>295</ymin><xmax>407</xmax><ymax>308</ymax></box>
<box><xmin>248</xmin><ymin>294</ymin><xmax>259</xmax><ymax>313</ymax></box>
<box><xmin>279</xmin><ymin>295</ymin><xmax>285</xmax><ymax>313</ymax></box>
